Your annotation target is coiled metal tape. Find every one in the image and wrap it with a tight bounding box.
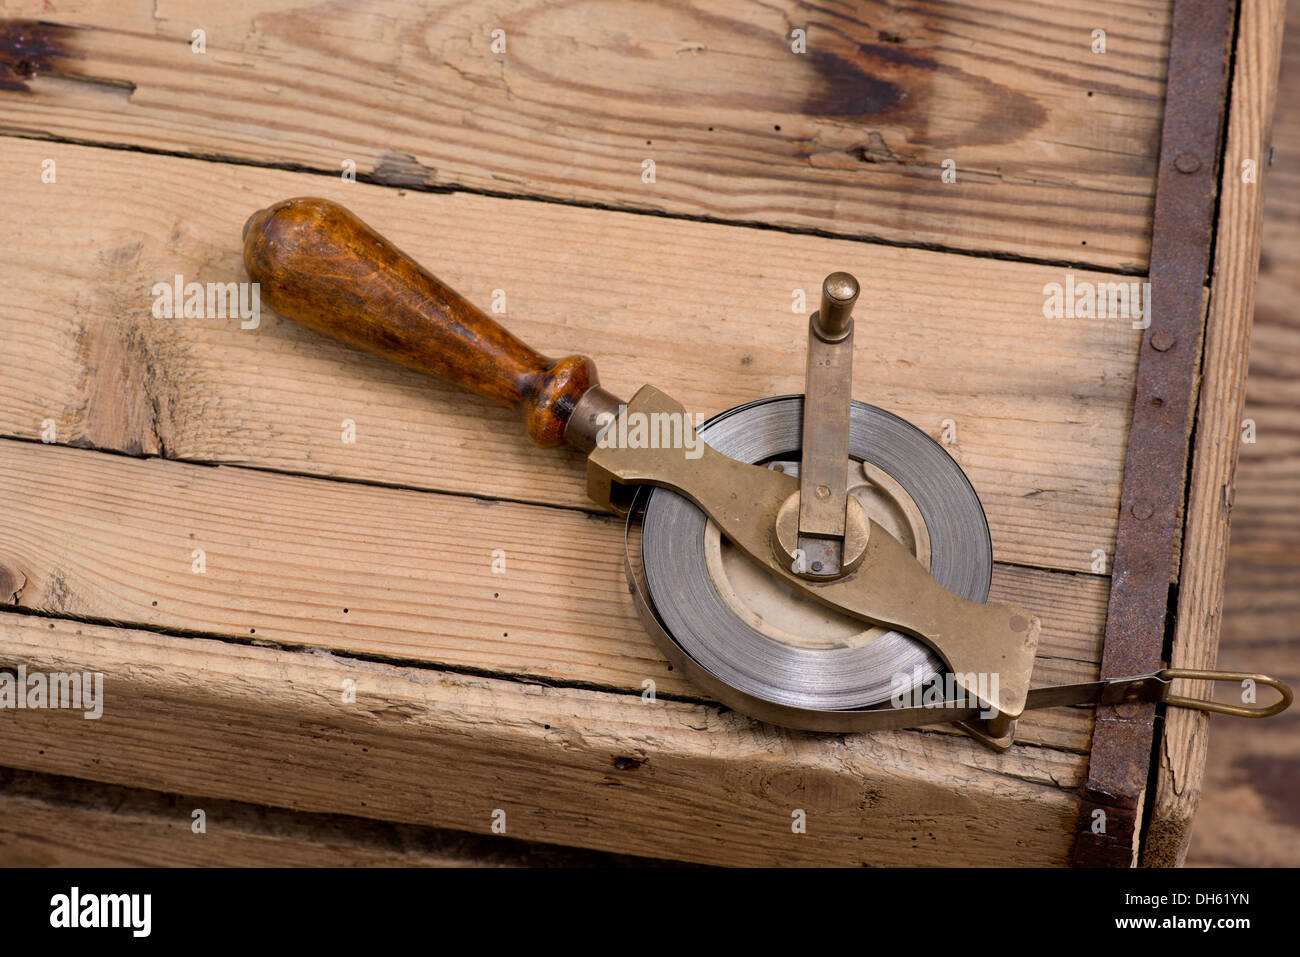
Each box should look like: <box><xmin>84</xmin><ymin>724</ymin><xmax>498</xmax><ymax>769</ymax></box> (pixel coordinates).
<box><xmin>640</xmin><ymin>395</ymin><xmax>993</xmax><ymax>712</ymax></box>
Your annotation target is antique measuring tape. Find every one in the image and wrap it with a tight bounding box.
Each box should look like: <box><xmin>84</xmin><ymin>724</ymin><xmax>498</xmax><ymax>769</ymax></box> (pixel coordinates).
<box><xmin>243</xmin><ymin>198</ymin><xmax>1291</xmax><ymax>750</ymax></box>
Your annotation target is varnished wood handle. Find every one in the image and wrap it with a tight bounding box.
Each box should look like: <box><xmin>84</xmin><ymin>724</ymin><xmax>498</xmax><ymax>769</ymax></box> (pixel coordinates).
<box><xmin>243</xmin><ymin>197</ymin><xmax>601</xmax><ymax>448</ymax></box>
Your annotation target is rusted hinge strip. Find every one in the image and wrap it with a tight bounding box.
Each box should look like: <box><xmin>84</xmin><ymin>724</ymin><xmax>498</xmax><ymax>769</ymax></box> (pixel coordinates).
<box><xmin>1071</xmin><ymin>0</ymin><xmax>1238</xmax><ymax>868</ymax></box>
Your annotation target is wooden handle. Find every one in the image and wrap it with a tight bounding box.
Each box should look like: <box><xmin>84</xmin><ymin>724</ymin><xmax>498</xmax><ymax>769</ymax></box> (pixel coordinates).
<box><xmin>243</xmin><ymin>197</ymin><xmax>601</xmax><ymax>448</ymax></box>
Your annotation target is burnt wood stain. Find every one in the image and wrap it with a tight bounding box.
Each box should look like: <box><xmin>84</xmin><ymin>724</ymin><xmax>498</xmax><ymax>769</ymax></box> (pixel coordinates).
<box><xmin>805</xmin><ymin>40</ymin><xmax>1046</xmax><ymax>150</ymax></box>
<box><xmin>802</xmin><ymin>42</ymin><xmax>908</xmax><ymax>118</ymax></box>
<box><xmin>0</xmin><ymin>19</ymin><xmax>134</xmax><ymax>96</ymax></box>
<box><xmin>499</xmin><ymin>4</ymin><xmax>910</xmax><ymax>119</ymax></box>
<box><xmin>0</xmin><ymin>20</ymin><xmax>73</xmax><ymax>92</ymax></box>
<box><xmin>0</xmin><ymin>10</ymin><xmax>1042</xmax><ymax>158</ymax></box>
<box><xmin>496</xmin><ymin>2</ymin><xmax>1042</xmax><ymax>156</ymax></box>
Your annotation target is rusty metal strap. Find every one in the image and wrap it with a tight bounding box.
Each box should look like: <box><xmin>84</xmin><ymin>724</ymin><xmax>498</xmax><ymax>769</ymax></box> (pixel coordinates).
<box><xmin>1071</xmin><ymin>0</ymin><xmax>1238</xmax><ymax>867</ymax></box>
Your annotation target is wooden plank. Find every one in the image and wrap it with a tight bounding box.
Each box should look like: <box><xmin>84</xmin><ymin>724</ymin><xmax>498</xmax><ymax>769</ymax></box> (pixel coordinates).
<box><xmin>0</xmin><ymin>438</ymin><xmax>1102</xmax><ymax>751</ymax></box>
<box><xmin>0</xmin><ymin>1</ymin><xmax>1170</xmax><ymax>269</ymax></box>
<box><xmin>1070</xmin><ymin>0</ymin><xmax>1237</xmax><ymax>869</ymax></box>
<box><xmin>1184</xmin><ymin>550</ymin><xmax>1300</xmax><ymax>866</ymax></box>
<box><xmin>1227</xmin><ymin>0</ymin><xmax>1300</xmax><ymax>556</ymax></box>
<box><xmin>0</xmin><ymin>613</ymin><xmax>1087</xmax><ymax>867</ymax></box>
<box><xmin>1229</xmin><ymin>317</ymin><xmax>1300</xmax><ymax>550</ymax></box>
<box><xmin>1182</xmin><ymin>0</ymin><xmax>1300</xmax><ymax>868</ymax></box>
<box><xmin>0</xmin><ymin>140</ymin><xmax>1144</xmax><ymax>576</ymax></box>
<box><xmin>0</xmin><ymin>767</ymin><xmax>657</xmax><ymax>867</ymax></box>
<box><xmin>1143</xmin><ymin>0</ymin><xmax>1288</xmax><ymax>867</ymax></box>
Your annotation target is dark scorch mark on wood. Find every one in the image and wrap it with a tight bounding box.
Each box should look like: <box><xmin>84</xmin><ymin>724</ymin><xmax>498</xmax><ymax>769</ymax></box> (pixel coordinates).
<box><xmin>806</xmin><ymin>40</ymin><xmax>1047</xmax><ymax>150</ymax></box>
<box><xmin>0</xmin><ymin>19</ymin><xmax>134</xmax><ymax>95</ymax></box>
<box><xmin>0</xmin><ymin>19</ymin><xmax>72</xmax><ymax>92</ymax></box>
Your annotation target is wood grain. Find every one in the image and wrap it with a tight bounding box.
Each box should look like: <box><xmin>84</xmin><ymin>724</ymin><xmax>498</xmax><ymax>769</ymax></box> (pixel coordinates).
<box><xmin>1184</xmin><ymin>552</ymin><xmax>1300</xmax><ymax>867</ymax></box>
<box><xmin>0</xmin><ymin>438</ymin><xmax>1103</xmax><ymax>751</ymax></box>
<box><xmin>1185</xmin><ymin>0</ymin><xmax>1300</xmax><ymax>869</ymax></box>
<box><xmin>0</xmin><ymin>0</ymin><xmax>1170</xmax><ymax>268</ymax></box>
<box><xmin>0</xmin><ymin>613</ymin><xmax>1087</xmax><ymax>867</ymax></box>
<box><xmin>1228</xmin><ymin>0</ymin><xmax>1300</xmax><ymax>558</ymax></box>
<box><xmin>0</xmin><ymin>768</ymin><xmax>661</xmax><ymax>867</ymax></box>
<box><xmin>1143</xmin><ymin>0</ymin><xmax>1288</xmax><ymax>868</ymax></box>
<box><xmin>0</xmin><ymin>139</ymin><xmax>1144</xmax><ymax>575</ymax></box>
<box><xmin>0</xmin><ymin>0</ymin><xmax>1268</xmax><ymax>868</ymax></box>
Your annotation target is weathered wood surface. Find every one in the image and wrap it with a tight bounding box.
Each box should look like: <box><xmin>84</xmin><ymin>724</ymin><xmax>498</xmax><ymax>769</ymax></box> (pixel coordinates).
<box><xmin>1183</xmin><ymin>0</ymin><xmax>1300</xmax><ymax>869</ymax></box>
<box><xmin>0</xmin><ymin>0</ymin><xmax>1276</xmax><ymax>868</ymax></box>
<box><xmin>1230</xmin><ymin>0</ymin><xmax>1300</xmax><ymax>562</ymax></box>
<box><xmin>0</xmin><ymin>768</ymin><xmax>668</xmax><ymax>867</ymax></box>
<box><xmin>1187</xmin><ymin>552</ymin><xmax>1300</xmax><ymax>867</ymax></box>
<box><xmin>1142</xmin><ymin>0</ymin><xmax>1289</xmax><ymax>868</ymax></box>
<box><xmin>0</xmin><ymin>0</ymin><xmax>1170</xmax><ymax>269</ymax></box>
<box><xmin>0</xmin><ymin>133</ymin><xmax>1119</xmax><ymax>864</ymax></box>
<box><xmin>0</xmin><ymin>614</ymin><xmax>1087</xmax><ymax>867</ymax></box>
<box><xmin>0</xmin><ymin>438</ymin><xmax>1102</xmax><ymax>752</ymax></box>
<box><xmin>0</xmin><ymin>141</ymin><xmax>1143</xmax><ymax>576</ymax></box>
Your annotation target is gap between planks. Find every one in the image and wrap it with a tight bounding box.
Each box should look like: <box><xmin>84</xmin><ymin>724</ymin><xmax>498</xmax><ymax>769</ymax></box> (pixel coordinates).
<box><xmin>0</xmin><ymin>0</ymin><xmax>1171</xmax><ymax>269</ymax></box>
<box><xmin>0</xmin><ymin>130</ymin><xmax>1153</xmax><ymax>279</ymax></box>
<box><xmin>0</xmin><ymin>437</ymin><xmax>1103</xmax><ymax>752</ymax></box>
<box><xmin>1144</xmin><ymin>0</ymin><xmax>1291</xmax><ymax>868</ymax></box>
<box><xmin>0</xmin><ymin>612</ymin><xmax>1087</xmax><ymax>867</ymax></box>
<box><xmin>0</xmin><ymin>766</ymin><xmax>679</xmax><ymax>867</ymax></box>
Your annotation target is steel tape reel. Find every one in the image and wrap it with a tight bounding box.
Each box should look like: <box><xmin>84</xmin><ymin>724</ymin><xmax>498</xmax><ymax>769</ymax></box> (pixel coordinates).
<box><xmin>640</xmin><ymin>395</ymin><xmax>993</xmax><ymax>715</ymax></box>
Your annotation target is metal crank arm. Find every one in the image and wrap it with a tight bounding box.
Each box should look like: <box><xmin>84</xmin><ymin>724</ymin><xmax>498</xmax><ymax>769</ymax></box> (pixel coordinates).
<box><xmin>590</xmin><ymin>386</ymin><xmax>1041</xmax><ymax>724</ymax></box>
